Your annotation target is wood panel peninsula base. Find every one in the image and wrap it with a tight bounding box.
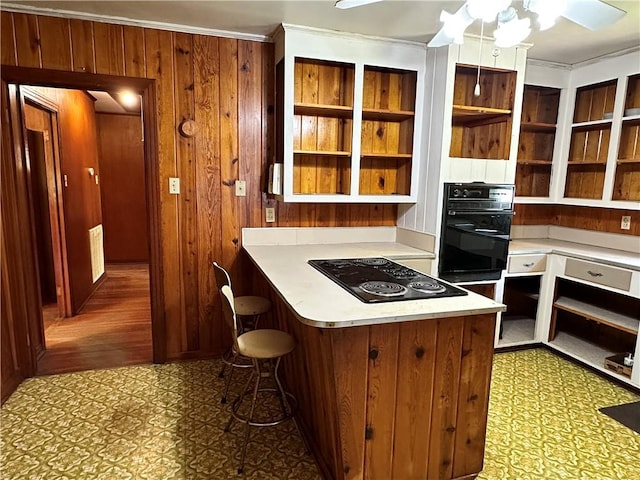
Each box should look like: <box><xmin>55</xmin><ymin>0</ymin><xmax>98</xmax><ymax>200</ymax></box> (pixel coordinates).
<box><xmin>276</xmin><ymin>304</ymin><xmax>496</xmax><ymax>480</ymax></box>
<box><xmin>243</xmin><ymin>237</ymin><xmax>503</xmax><ymax>480</ymax></box>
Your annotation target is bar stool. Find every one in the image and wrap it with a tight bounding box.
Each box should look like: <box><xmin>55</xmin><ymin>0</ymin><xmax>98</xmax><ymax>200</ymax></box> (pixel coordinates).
<box><xmin>213</xmin><ymin>262</ymin><xmax>271</xmax><ymax>404</ymax></box>
<box><xmin>219</xmin><ymin>285</ymin><xmax>299</xmax><ymax>474</ymax></box>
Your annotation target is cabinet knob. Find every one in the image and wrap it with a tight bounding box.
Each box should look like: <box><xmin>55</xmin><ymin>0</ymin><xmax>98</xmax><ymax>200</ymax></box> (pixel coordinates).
<box><xmin>587</xmin><ymin>270</ymin><xmax>603</xmax><ymax>277</ymax></box>
<box><xmin>523</xmin><ymin>262</ymin><xmax>534</xmax><ymax>267</ymax></box>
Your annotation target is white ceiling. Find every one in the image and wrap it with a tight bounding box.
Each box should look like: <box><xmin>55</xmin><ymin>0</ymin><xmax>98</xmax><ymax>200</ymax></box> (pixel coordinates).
<box><xmin>4</xmin><ymin>0</ymin><xmax>640</xmax><ymax>64</ymax></box>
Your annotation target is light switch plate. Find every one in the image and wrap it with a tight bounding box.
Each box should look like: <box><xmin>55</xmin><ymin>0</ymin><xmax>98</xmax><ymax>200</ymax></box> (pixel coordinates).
<box><xmin>169</xmin><ymin>177</ymin><xmax>180</xmax><ymax>194</ymax></box>
<box><xmin>265</xmin><ymin>207</ymin><xmax>276</xmax><ymax>223</ymax></box>
<box><xmin>235</xmin><ymin>180</ymin><xmax>246</xmax><ymax>197</ymax></box>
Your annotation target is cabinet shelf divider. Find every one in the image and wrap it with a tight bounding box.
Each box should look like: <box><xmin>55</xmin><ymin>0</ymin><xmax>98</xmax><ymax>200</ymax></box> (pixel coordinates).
<box><xmin>360</xmin><ymin>153</ymin><xmax>413</xmax><ymax>160</ymax></box>
<box><xmin>293</xmin><ymin>150</ymin><xmax>352</xmax><ymax>157</ymax></box>
<box><xmin>362</xmin><ymin>108</ymin><xmax>415</xmax><ymax>121</ymax></box>
<box><xmin>294</xmin><ymin>103</ymin><xmax>354</xmax><ymax>118</ymax></box>
<box><xmin>520</xmin><ymin>122</ymin><xmax>556</xmax><ymax>132</ymax></box>
<box><xmin>517</xmin><ymin>159</ymin><xmax>553</xmax><ymax>165</ymax></box>
<box><xmin>553</xmin><ymin>296</ymin><xmax>638</xmax><ymax>335</ymax></box>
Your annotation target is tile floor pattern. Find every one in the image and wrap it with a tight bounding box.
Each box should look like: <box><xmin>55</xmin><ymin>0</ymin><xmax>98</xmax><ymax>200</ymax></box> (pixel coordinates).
<box><xmin>479</xmin><ymin>349</ymin><xmax>640</xmax><ymax>480</ymax></box>
<box><xmin>1</xmin><ymin>349</ymin><xmax>639</xmax><ymax>479</ymax></box>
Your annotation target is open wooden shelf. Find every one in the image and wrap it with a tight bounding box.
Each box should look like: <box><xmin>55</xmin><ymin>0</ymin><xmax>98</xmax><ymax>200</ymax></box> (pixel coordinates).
<box><xmin>360</xmin><ymin>152</ymin><xmax>412</xmax><ymax>160</ymax></box>
<box><xmin>520</xmin><ymin>122</ymin><xmax>556</xmax><ymax>132</ymax></box>
<box><xmin>294</xmin><ymin>103</ymin><xmax>353</xmax><ymax>118</ymax></box>
<box><xmin>293</xmin><ymin>150</ymin><xmax>351</xmax><ymax>157</ymax></box>
<box><xmin>573</xmin><ymin>79</ymin><xmax>617</xmax><ymax>123</ymax></box>
<box><xmin>517</xmin><ymin>159</ymin><xmax>552</xmax><ymax>165</ymax></box>
<box><xmin>564</xmin><ymin>120</ymin><xmax>613</xmax><ymax>199</ymax></box>
<box><xmin>449</xmin><ymin>65</ymin><xmax>516</xmax><ymax>160</ymax></box>
<box><xmin>516</xmin><ymin>85</ymin><xmax>560</xmax><ymax>198</ymax></box>
<box><xmin>613</xmin><ymin>89</ymin><xmax>640</xmax><ymax>201</ymax></box>
<box><xmin>554</xmin><ymin>296</ymin><xmax>638</xmax><ymax>335</ymax></box>
<box><xmin>549</xmin><ymin>278</ymin><xmax>639</xmax><ymax>372</ymax></box>
<box><xmin>571</xmin><ymin>119</ymin><xmax>613</xmax><ymax>128</ymax></box>
<box><xmin>452</xmin><ymin>104</ymin><xmax>512</xmax><ymax>122</ymax></box>
<box><xmin>362</xmin><ymin>108</ymin><xmax>414</xmax><ymax>121</ymax></box>
<box><xmin>567</xmin><ymin>161</ymin><xmax>607</xmax><ymax>166</ymax></box>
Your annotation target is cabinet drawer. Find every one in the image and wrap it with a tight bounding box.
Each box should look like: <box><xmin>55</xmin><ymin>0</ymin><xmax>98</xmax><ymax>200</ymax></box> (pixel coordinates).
<box><xmin>564</xmin><ymin>258</ymin><xmax>632</xmax><ymax>292</ymax></box>
<box><xmin>508</xmin><ymin>254</ymin><xmax>547</xmax><ymax>274</ymax></box>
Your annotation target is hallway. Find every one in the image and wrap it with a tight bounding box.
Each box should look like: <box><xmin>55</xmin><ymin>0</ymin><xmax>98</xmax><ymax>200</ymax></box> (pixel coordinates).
<box><xmin>38</xmin><ymin>263</ymin><xmax>153</xmax><ymax>375</ymax></box>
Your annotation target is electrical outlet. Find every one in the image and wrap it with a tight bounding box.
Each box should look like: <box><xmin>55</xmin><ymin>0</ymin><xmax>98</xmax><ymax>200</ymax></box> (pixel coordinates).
<box><xmin>621</xmin><ymin>215</ymin><xmax>631</xmax><ymax>230</ymax></box>
<box><xmin>235</xmin><ymin>180</ymin><xmax>246</xmax><ymax>197</ymax></box>
<box><xmin>169</xmin><ymin>177</ymin><xmax>180</xmax><ymax>194</ymax></box>
<box><xmin>265</xmin><ymin>207</ymin><xmax>276</xmax><ymax>223</ymax></box>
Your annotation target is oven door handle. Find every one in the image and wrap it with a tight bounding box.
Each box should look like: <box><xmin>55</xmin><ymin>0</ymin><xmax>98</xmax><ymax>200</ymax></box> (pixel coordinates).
<box><xmin>447</xmin><ymin>210</ymin><xmax>514</xmax><ymax>215</ymax></box>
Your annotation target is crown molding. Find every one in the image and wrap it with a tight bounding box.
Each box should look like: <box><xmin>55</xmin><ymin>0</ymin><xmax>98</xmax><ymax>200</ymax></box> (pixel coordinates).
<box><xmin>0</xmin><ymin>3</ymin><xmax>269</xmax><ymax>43</ymax></box>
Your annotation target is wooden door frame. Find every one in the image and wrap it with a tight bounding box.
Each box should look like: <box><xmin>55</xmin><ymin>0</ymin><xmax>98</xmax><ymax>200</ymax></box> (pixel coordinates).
<box><xmin>19</xmin><ymin>88</ymin><xmax>72</xmax><ymax>322</ymax></box>
<box><xmin>1</xmin><ymin>65</ymin><xmax>166</xmax><ymax>365</ymax></box>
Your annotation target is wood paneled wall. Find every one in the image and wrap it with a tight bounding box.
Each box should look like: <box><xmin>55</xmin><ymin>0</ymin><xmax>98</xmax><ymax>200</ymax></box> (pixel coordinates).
<box><xmin>96</xmin><ymin>113</ymin><xmax>149</xmax><ymax>263</ymax></box>
<box><xmin>1</xmin><ymin>12</ymin><xmax>397</xmax><ymax>363</ymax></box>
<box><xmin>514</xmin><ymin>204</ymin><xmax>639</xmax><ymax>236</ymax></box>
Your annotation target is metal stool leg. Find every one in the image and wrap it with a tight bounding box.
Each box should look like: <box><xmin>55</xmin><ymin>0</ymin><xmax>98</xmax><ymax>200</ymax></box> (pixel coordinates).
<box><xmin>238</xmin><ymin>359</ymin><xmax>261</xmax><ymax>475</ymax></box>
<box><xmin>225</xmin><ymin>367</ymin><xmax>254</xmax><ymax>434</ymax></box>
<box><xmin>221</xmin><ymin>350</ymin><xmax>238</xmax><ymax>404</ymax></box>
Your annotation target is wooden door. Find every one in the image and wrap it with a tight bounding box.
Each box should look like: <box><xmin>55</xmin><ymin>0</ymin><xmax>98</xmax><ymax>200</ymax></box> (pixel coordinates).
<box><xmin>21</xmin><ymin>93</ymin><xmax>71</xmax><ymax>321</ymax></box>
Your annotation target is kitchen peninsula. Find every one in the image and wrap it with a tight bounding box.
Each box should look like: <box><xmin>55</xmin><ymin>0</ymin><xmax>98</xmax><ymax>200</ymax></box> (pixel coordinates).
<box><xmin>243</xmin><ymin>227</ymin><xmax>505</xmax><ymax>480</ymax></box>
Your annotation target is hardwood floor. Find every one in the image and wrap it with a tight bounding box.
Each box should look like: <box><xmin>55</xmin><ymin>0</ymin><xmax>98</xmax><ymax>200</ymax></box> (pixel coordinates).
<box><xmin>37</xmin><ymin>263</ymin><xmax>152</xmax><ymax>375</ymax></box>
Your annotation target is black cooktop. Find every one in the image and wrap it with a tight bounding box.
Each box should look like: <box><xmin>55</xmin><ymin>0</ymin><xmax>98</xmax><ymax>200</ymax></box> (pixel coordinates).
<box><xmin>308</xmin><ymin>257</ymin><xmax>468</xmax><ymax>303</ymax></box>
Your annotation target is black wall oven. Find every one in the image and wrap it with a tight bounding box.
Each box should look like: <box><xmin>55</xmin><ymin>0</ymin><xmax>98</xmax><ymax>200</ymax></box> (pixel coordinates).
<box><xmin>438</xmin><ymin>182</ymin><xmax>515</xmax><ymax>282</ymax></box>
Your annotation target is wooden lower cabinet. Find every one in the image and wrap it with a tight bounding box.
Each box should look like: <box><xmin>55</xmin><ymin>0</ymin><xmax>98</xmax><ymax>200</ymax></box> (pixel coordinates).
<box><xmin>271</xmin><ymin>293</ymin><xmax>496</xmax><ymax>480</ymax></box>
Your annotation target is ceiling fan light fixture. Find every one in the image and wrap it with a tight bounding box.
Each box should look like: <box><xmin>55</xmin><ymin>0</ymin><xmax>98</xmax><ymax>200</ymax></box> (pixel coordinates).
<box><xmin>334</xmin><ymin>0</ymin><xmax>383</xmax><ymax>9</ymax></box>
<box><xmin>441</xmin><ymin>9</ymin><xmax>474</xmax><ymax>44</ymax></box>
<box><xmin>524</xmin><ymin>0</ymin><xmax>568</xmax><ymax>30</ymax></box>
<box><xmin>466</xmin><ymin>0</ymin><xmax>512</xmax><ymax>23</ymax></box>
<box><xmin>494</xmin><ymin>8</ymin><xmax>531</xmax><ymax>47</ymax></box>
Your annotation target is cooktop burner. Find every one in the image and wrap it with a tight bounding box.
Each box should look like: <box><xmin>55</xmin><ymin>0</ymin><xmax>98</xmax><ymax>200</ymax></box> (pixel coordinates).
<box><xmin>359</xmin><ymin>281</ymin><xmax>408</xmax><ymax>297</ymax></box>
<box><xmin>408</xmin><ymin>280</ymin><xmax>447</xmax><ymax>294</ymax></box>
<box><xmin>308</xmin><ymin>257</ymin><xmax>468</xmax><ymax>303</ymax></box>
<box><xmin>355</xmin><ymin>258</ymin><xmax>389</xmax><ymax>266</ymax></box>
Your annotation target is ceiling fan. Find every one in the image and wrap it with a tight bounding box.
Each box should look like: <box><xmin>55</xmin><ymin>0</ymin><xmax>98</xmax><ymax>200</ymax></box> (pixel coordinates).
<box><xmin>334</xmin><ymin>0</ymin><xmax>627</xmax><ymax>49</ymax></box>
<box><xmin>427</xmin><ymin>0</ymin><xmax>626</xmax><ymax>48</ymax></box>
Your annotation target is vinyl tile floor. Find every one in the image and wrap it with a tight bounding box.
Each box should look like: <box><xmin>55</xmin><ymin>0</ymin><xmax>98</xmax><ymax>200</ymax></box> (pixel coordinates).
<box><xmin>1</xmin><ymin>349</ymin><xmax>639</xmax><ymax>479</ymax></box>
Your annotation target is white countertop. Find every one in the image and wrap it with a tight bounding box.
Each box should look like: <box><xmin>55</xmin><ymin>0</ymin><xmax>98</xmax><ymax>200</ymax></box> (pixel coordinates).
<box><xmin>244</xmin><ymin>243</ymin><xmax>505</xmax><ymax>328</ymax></box>
<box><xmin>509</xmin><ymin>239</ymin><xmax>640</xmax><ymax>271</ymax></box>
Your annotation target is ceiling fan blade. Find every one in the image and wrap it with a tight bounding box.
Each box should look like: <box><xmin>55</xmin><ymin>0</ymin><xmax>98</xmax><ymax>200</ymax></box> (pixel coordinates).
<box><xmin>427</xmin><ymin>27</ymin><xmax>455</xmax><ymax>47</ymax></box>
<box><xmin>427</xmin><ymin>2</ymin><xmax>474</xmax><ymax>48</ymax></box>
<box><xmin>334</xmin><ymin>0</ymin><xmax>383</xmax><ymax>9</ymax></box>
<box><xmin>562</xmin><ymin>0</ymin><xmax>626</xmax><ymax>30</ymax></box>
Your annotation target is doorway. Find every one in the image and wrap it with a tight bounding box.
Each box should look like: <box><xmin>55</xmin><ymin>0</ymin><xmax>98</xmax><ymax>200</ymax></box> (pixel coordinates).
<box><xmin>20</xmin><ymin>85</ymin><xmax>153</xmax><ymax>375</ymax></box>
<box><xmin>2</xmin><ymin>66</ymin><xmax>165</xmax><ymax>386</ymax></box>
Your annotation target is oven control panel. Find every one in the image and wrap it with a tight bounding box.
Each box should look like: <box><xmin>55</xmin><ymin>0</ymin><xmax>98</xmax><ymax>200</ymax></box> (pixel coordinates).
<box><xmin>445</xmin><ymin>183</ymin><xmax>514</xmax><ymax>212</ymax></box>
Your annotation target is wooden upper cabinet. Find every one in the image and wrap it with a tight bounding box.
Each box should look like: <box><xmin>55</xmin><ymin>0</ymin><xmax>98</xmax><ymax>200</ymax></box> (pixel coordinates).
<box><xmin>273</xmin><ymin>25</ymin><xmax>425</xmax><ymax>203</ymax></box>
<box><xmin>360</xmin><ymin>66</ymin><xmax>416</xmax><ymax>196</ymax></box>
<box><xmin>613</xmin><ymin>74</ymin><xmax>640</xmax><ymax>201</ymax></box>
<box><xmin>564</xmin><ymin>80</ymin><xmax>617</xmax><ymax>200</ymax></box>
<box><xmin>515</xmin><ymin>85</ymin><xmax>561</xmax><ymax>198</ymax></box>
<box><xmin>450</xmin><ymin>65</ymin><xmax>517</xmax><ymax>160</ymax></box>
